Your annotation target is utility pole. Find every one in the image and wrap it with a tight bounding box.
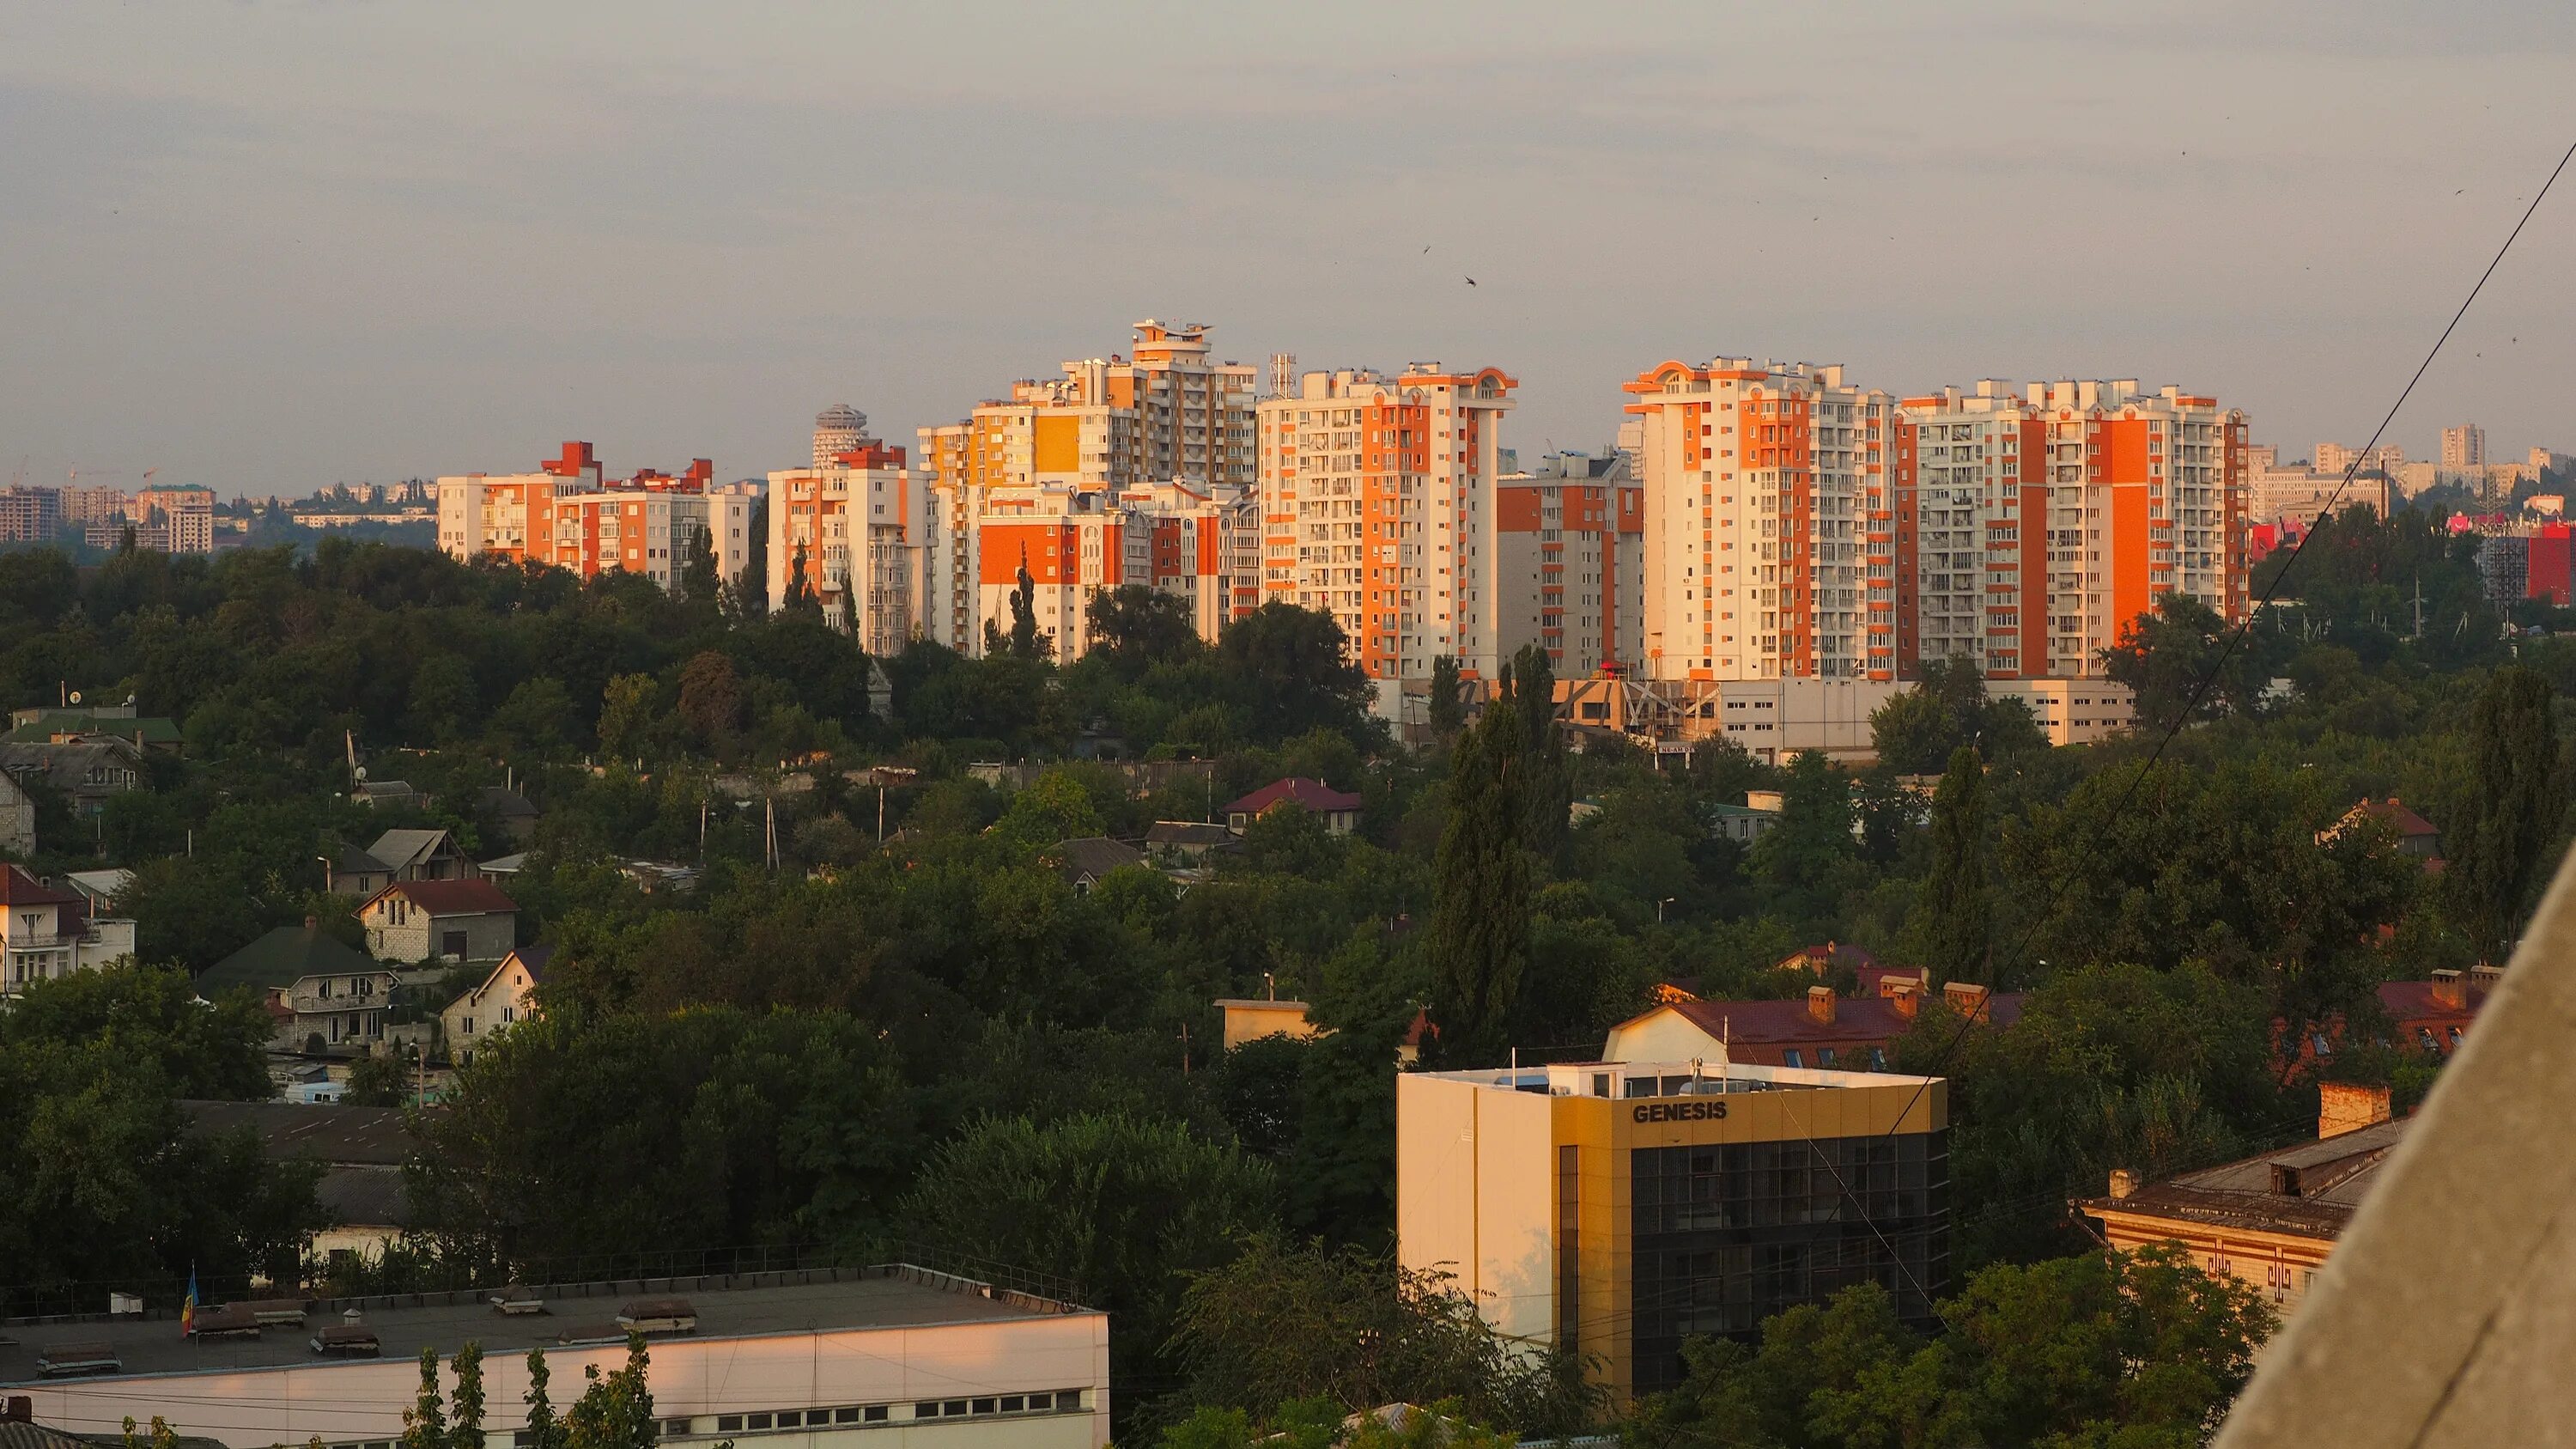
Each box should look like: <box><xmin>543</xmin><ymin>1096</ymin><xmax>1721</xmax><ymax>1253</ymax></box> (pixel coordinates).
<box><xmin>1177</xmin><ymin>1021</ymin><xmax>1191</xmax><ymax>1078</ymax></box>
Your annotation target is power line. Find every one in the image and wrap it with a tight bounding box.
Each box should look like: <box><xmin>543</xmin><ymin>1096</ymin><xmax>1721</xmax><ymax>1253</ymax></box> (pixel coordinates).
<box><xmin>1870</xmin><ymin>126</ymin><xmax>2576</xmax><ymax>1156</ymax></box>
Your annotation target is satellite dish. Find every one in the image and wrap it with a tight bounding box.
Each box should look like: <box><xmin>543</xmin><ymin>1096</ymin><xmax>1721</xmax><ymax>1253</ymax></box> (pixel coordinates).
<box><xmin>355</xmin><ymin>766</ymin><xmax>369</xmax><ymax>782</ymax></box>
<box><xmin>68</xmin><ymin>691</ymin><xmax>81</xmax><ymax>705</ymax></box>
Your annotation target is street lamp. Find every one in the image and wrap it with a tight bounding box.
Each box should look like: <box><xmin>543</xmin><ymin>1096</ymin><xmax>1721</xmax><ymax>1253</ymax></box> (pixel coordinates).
<box><xmin>1658</xmin><ymin>897</ymin><xmax>1677</xmax><ymax>924</ymax></box>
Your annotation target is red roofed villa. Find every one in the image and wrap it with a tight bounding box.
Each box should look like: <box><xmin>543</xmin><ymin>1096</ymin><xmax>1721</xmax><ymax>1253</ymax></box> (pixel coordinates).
<box><xmin>356</xmin><ymin>877</ymin><xmax>520</xmax><ymax>966</ymax></box>
<box><xmin>1224</xmin><ymin>777</ymin><xmax>1363</xmax><ymax>837</ymax></box>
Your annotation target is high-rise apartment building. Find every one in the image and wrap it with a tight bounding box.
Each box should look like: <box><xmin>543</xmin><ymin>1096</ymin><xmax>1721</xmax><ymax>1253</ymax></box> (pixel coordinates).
<box><xmin>0</xmin><ymin>486</ymin><xmax>64</xmax><ymax>544</ymax></box>
<box><xmin>1255</xmin><ymin>364</ymin><xmax>1519</xmax><ymax>687</ymax></box>
<box><xmin>768</xmin><ymin>436</ymin><xmax>930</xmax><ymax>656</ymax></box>
<box><xmin>2315</xmin><ymin>441</ymin><xmax>2403</xmax><ymax>478</ymax></box>
<box><xmin>1624</xmin><ymin>359</ymin><xmax>1894</xmax><ymax>682</ymax></box>
<box><xmin>1496</xmin><ymin>450</ymin><xmax>1643</xmax><ymax>678</ymax></box>
<box><xmin>2442</xmin><ymin>423</ymin><xmax>2488</xmax><ymax>469</ymax></box>
<box><xmin>1895</xmin><ymin>381</ymin><xmax>2248</xmax><ymax>679</ymax></box>
<box><xmin>440</xmin><ymin>443</ymin><xmax>753</xmax><ymax>594</ymax></box>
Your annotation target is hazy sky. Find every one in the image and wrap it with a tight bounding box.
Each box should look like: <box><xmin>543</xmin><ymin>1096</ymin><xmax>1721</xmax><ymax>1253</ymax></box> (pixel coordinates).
<box><xmin>5</xmin><ymin>2</ymin><xmax>2573</xmax><ymax>496</ymax></box>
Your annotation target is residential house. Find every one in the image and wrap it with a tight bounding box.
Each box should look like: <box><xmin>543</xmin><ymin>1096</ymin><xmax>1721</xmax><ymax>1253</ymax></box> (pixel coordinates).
<box><xmin>0</xmin><ymin>863</ymin><xmax>137</xmax><ymax>998</ymax></box>
<box><xmin>6</xmin><ymin>705</ymin><xmax>184</xmax><ymax>753</ymax></box>
<box><xmin>0</xmin><ymin>734</ymin><xmax>146</xmax><ymax>813</ymax></box>
<box><xmin>1209</xmin><ymin>995</ymin><xmax>1433</xmax><ymax>1066</ymax></box>
<box><xmin>352</xmin><ymin>778</ymin><xmax>426</xmax><ymax>808</ymax></box>
<box><xmin>476</xmin><ymin>786</ymin><xmax>541</xmax><ymax>845</ymax></box>
<box><xmin>2320</xmin><ymin>796</ymin><xmax>2445</xmax><ymax>871</ymax></box>
<box><xmin>1048</xmin><ymin>837</ymin><xmax>1148</xmax><ymax>893</ymax></box>
<box><xmin>2286</xmin><ymin>966</ymin><xmax>2497</xmax><ymax>1070</ymax></box>
<box><xmin>1705</xmin><ymin>795</ymin><xmax>1783</xmax><ymax>843</ymax></box>
<box><xmin>0</xmin><ymin>767</ymin><xmax>31</xmax><ymax>857</ymax></box>
<box><xmin>2083</xmin><ymin>1083</ymin><xmax>2401</xmax><ymax>1320</ymax></box>
<box><xmin>63</xmin><ymin>867</ymin><xmax>132</xmax><ymax>914</ymax></box>
<box><xmin>367</xmin><ymin>827</ymin><xmax>477</xmax><ymax>881</ymax></box>
<box><xmin>439</xmin><ymin>944</ymin><xmax>550</xmax><ymax>1065</ymax></box>
<box><xmin>180</xmin><ymin>1098</ymin><xmax>425</xmax><ymax>1269</ymax></box>
<box><xmin>197</xmin><ymin>918</ymin><xmax>398</xmax><ymax>1054</ymax></box>
<box><xmin>326</xmin><ymin>844</ymin><xmax>392</xmax><ymax>898</ymax></box>
<box><xmin>1603</xmin><ymin>978</ymin><xmax>2020</xmax><ymax>1071</ymax></box>
<box><xmin>1145</xmin><ymin>820</ymin><xmax>1236</xmax><ymax>863</ymax></box>
<box><xmin>357</xmin><ymin>877</ymin><xmax>518</xmax><ymax>966</ymax></box>
<box><xmin>1223</xmin><ymin>777</ymin><xmax>1363</xmax><ymax>836</ymax></box>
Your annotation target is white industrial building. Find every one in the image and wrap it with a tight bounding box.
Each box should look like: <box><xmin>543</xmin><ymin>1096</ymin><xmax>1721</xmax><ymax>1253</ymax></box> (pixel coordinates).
<box><xmin>2</xmin><ymin>1267</ymin><xmax>1109</xmax><ymax>1449</ymax></box>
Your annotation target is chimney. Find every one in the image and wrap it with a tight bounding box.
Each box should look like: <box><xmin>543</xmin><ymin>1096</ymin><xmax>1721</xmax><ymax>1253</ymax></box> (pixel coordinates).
<box><xmin>1807</xmin><ymin>984</ymin><xmax>1836</xmax><ymax>1026</ymax></box>
<box><xmin>2107</xmin><ymin>1168</ymin><xmax>2137</xmax><ymax>1201</ymax></box>
<box><xmin>2430</xmin><ymin>968</ymin><xmax>2465</xmax><ymax>1011</ymax></box>
<box><xmin>2318</xmin><ymin>1081</ymin><xmax>2393</xmax><ymax>1140</ymax></box>
<box><xmin>1943</xmin><ymin>981</ymin><xmax>1993</xmax><ymax>1022</ymax></box>
<box><xmin>2</xmin><ymin>1397</ymin><xmax>31</xmax><ymax>1425</ymax></box>
<box><xmin>2470</xmin><ymin>961</ymin><xmax>2505</xmax><ymax>990</ymax></box>
<box><xmin>1888</xmin><ymin>983</ymin><xmax>1920</xmax><ymax>1021</ymax></box>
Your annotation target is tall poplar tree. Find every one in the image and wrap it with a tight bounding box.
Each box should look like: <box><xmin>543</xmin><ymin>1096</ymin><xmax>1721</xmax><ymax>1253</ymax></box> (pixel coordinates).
<box><xmin>1511</xmin><ymin>644</ymin><xmax>1571</xmax><ymax>868</ymax></box>
<box><xmin>2451</xmin><ymin>665</ymin><xmax>2569</xmax><ymax>964</ymax></box>
<box><xmin>1921</xmin><ymin>745</ymin><xmax>1992</xmax><ymax>984</ymax></box>
<box><xmin>1432</xmin><ymin>680</ymin><xmax>1532</xmax><ymax>1063</ymax></box>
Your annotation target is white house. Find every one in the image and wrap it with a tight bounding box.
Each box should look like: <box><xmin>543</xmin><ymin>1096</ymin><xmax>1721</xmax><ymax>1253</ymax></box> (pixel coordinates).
<box><xmin>439</xmin><ymin>943</ymin><xmax>550</xmax><ymax>1063</ymax></box>
<box><xmin>0</xmin><ymin>863</ymin><xmax>138</xmax><ymax>998</ymax></box>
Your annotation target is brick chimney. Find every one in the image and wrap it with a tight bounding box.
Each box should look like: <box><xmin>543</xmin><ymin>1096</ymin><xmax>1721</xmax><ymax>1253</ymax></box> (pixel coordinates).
<box><xmin>1807</xmin><ymin>984</ymin><xmax>1836</xmax><ymax>1025</ymax></box>
<box><xmin>2430</xmin><ymin>968</ymin><xmax>2465</xmax><ymax>1011</ymax></box>
<box><xmin>2318</xmin><ymin>1081</ymin><xmax>2393</xmax><ymax>1140</ymax></box>
<box><xmin>2108</xmin><ymin>1167</ymin><xmax>2138</xmax><ymax>1200</ymax></box>
<box><xmin>1942</xmin><ymin>981</ymin><xmax>1993</xmax><ymax>1022</ymax></box>
<box><xmin>1888</xmin><ymin>982</ymin><xmax>1921</xmax><ymax>1021</ymax></box>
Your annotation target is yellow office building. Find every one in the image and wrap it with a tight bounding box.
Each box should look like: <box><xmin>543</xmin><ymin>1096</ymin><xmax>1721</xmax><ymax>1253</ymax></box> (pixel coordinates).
<box><xmin>1397</xmin><ymin>1057</ymin><xmax>1949</xmax><ymax>1402</ymax></box>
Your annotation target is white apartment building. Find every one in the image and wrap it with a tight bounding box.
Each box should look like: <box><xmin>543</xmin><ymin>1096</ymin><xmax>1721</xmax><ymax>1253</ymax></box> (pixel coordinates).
<box><xmin>1255</xmin><ymin>363</ymin><xmax>1518</xmax><ymax>696</ymax></box>
<box><xmin>0</xmin><ymin>864</ymin><xmax>137</xmax><ymax>999</ymax></box>
<box><xmin>1624</xmin><ymin>359</ymin><xmax>1892</xmax><ymax>683</ymax></box>
<box><xmin>1897</xmin><ymin>380</ymin><xmax>2248</xmax><ymax>679</ymax></box>
<box><xmin>2442</xmin><ymin>423</ymin><xmax>2488</xmax><ymax>469</ymax></box>
<box><xmin>768</xmin><ymin>439</ymin><xmax>932</xmax><ymax>656</ymax></box>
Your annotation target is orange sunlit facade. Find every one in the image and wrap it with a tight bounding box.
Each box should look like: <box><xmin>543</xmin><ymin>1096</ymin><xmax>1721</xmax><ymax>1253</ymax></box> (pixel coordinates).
<box><xmin>1255</xmin><ymin>364</ymin><xmax>1517</xmax><ymax>685</ymax></box>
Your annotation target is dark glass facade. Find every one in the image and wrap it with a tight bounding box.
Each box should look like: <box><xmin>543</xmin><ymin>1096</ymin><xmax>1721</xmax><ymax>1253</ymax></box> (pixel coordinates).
<box><xmin>1628</xmin><ymin>1129</ymin><xmax>1948</xmax><ymax>1395</ymax></box>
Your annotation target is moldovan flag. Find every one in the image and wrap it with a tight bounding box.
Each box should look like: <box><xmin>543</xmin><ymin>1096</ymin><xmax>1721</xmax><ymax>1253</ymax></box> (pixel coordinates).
<box><xmin>181</xmin><ymin>1269</ymin><xmax>197</xmax><ymax>1337</ymax></box>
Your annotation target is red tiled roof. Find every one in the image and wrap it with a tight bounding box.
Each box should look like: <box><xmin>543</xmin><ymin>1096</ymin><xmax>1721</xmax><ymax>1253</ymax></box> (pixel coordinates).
<box><xmin>1664</xmin><ymin>989</ymin><xmax>2024</xmax><ymax>1045</ymax></box>
<box><xmin>361</xmin><ymin>878</ymin><xmax>518</xmax><ymax>916</ymax></box>
<box><xmin>0</xmin><ymin>864</ymin><xmax>82</xmax><ymax>908</ymax></box>
<box><xmin>1224</xmin><ymin>776</ymin><xmax>1363</xmax><ymax>816</ymax></box>
<box><xmin>2376</xmin><ymin>979</ymin><xmax>2487</xmax><ymax>1026</ymax></box>
<box><xmin>2354</xmin><ymin>798</ymin><xmax>2439</xmax><ymax>838</ymax></box>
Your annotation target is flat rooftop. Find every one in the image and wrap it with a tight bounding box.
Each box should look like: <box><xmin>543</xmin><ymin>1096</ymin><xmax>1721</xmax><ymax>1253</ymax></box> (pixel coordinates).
<box><xmin>1422</xmin><ymin>1056</ymin><xmax>1942</xmax><ymax>1096</ymax></box>
<box><xmin>0</xmin><ymin>1266</ymin><xmax>1086</xmax><ymax>1385</ymax></box>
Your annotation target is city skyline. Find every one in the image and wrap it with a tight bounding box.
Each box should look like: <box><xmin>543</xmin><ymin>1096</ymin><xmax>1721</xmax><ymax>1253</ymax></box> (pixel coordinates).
<box><xmin>4</xmin><ymin>2</ymin><xmax>2573</xmax><ymax>496</ymax></box>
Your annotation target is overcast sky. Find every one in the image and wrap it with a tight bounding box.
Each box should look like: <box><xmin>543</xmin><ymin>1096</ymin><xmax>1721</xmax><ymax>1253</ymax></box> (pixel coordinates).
<box><xmin>4</xmin><ymin>2</ymin><xmax>2573</xmax><ymax>496</ymax></box>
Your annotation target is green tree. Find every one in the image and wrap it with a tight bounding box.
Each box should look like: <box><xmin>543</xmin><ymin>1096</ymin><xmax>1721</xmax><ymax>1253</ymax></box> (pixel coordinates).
<box><xmin>565</xmin><ymin>1336</ymin><xmax>659</xmax><ymax>1449</ymax></box>
<box><xmin>731</xmin><ymin>499</ymin><xmax>769</xmax><ymax>621</ymax></box>
<box><xmin>1085</xmin><ymin>584</ymin><xmax>1200</xmax><ymax>673</ymax></box>
<box><xmin>2101</xmin><ymin>594</ymin><xmax>2261</xmax><ymax>733</ymax></box>
<box><xmin>1427</xmin><ymin>655</ymin><xmax>1463</xmax><ymax>744</ymax></box>
<box><xmin>1919</xmin><ymin>746</ymin><xmax>1990</xmax><ymax>984</ymax></box>
<box><xmin>1511</xmin><ymin>645</ymin><xmax>1571</xmax><ymax>867</ymax></box>
<box><xmin>1431</xmin><ymin>685</ymin><xmax>1530</xmax><ymax>1062</ymax></box>
<box><xmin>677</xmin><ymin>652</ymin><xmax>745</xmax><ymax>756</ymax></box>
<box><xmin>524</xmin><ymin>1348</ymin><xmax>567</xmax><ymax>1449</ymax></box>
<box><xmin>896</xmin><ymin>1112</ymin><xmax>1279</xmax><ymax>1428</ymax></box>
<box><xmin>2447</xmin><ymin>664</ymin><xmax>2568</xmax><ymax>964</ymax></box>
<box><xmin>1008</xmin><ymin>556</ymin><xmax>1045</xmax><ymax>660</ymax></box>
<box><xmin>1215</xmin><ymin>604</ymin><xmax>1374</xmax><ymax>745</ymax></box>
<box><xmin>1169</xmin><ymin>1235</ymin><xmax>1599</xmax><ymax>1434</ymax></box>
<box><xmin>452</xmin><ymin>1342</ymin><xmax>488</xmax><ymax>1449</ymax></box>
<box><xmin>678</xmin><ymin>526</ymin><xmax>719</xmax><ymax>612</ymax></box>
<box><xmin>402</xmin><ymin>1349</ymin><xmax>449</xmax><ymax>1449</ymax></box>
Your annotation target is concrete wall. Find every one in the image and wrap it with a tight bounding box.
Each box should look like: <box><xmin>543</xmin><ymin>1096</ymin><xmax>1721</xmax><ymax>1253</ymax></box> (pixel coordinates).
<box><xmin>1395</xmin><ymin>1073</ymin><xmax>1558</xmax><ymax>1347</ymax></box>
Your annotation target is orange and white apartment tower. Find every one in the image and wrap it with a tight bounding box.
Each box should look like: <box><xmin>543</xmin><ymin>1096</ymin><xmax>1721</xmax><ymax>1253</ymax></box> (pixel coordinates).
<box><xmin>1893</xmin><ymin>381</ymin><xmax>2249</xmax><ymax>678</ymax></box>
<box><xmin>439</xmin><ymin>444</ymin><xmax>755</xmax><ymax>593</ymax></box>
<box><xmin>955</xmin><ymin>478</ymin><xmax>1258</xmax><ymax>660</ymax></box>
<box><xmin>916</xmin><ymin>322</ymin><xmax>1260</xmax><ymax>654</ymax></box>
<box><xmin>1625</xmin><ymin>360</ymin><xmax>1895</xmax><ymax>682</ymax></box>
<box><xmin>767</xmin><ymin>431</ymin><xmax>933</xmax><ymax>657</ymax></box>
<box><xmin>1255</xmin><ymin>363</ymin><xmax>1519</xmax><ymax>691</ymax></box>
<box><xmin>1496</xmin><ymin>450</ymin><xmax>1643</xmax><ymax>677</ymax></box>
